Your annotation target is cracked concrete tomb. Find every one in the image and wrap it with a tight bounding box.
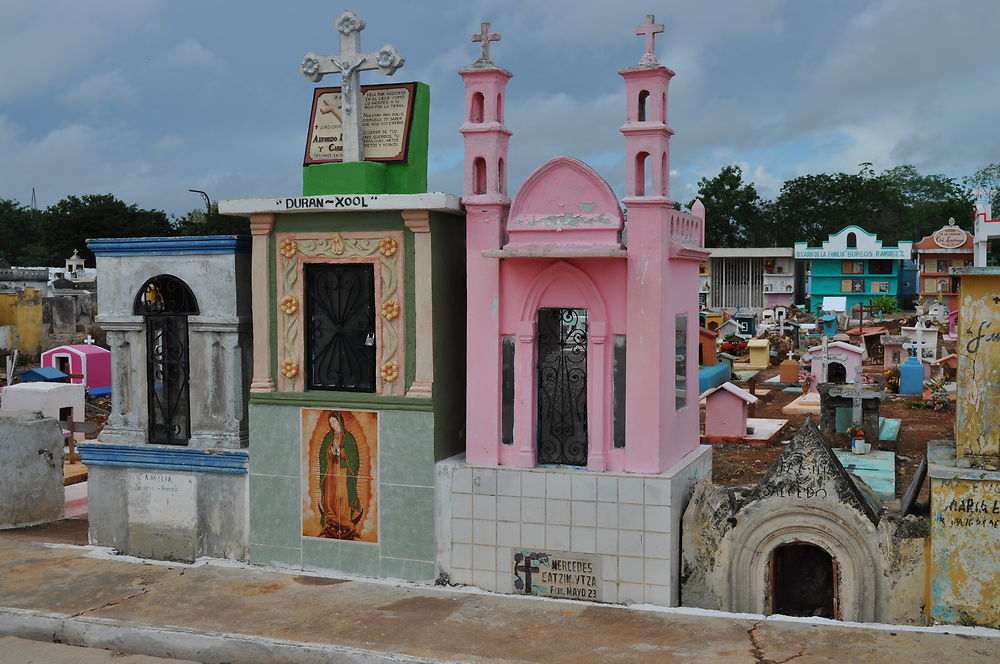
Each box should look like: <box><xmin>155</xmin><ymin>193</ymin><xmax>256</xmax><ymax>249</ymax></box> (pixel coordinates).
<box><xmin>681</xmin><ymin>418</ymin><xmax>929</xmax><ymax>625</ymax></box>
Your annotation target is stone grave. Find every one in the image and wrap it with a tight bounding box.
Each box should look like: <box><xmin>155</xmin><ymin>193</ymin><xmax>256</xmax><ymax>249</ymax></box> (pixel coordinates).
<box><xmin>680</xmin><ymin>419</ymin><xmax>928</xmax><ymax>624</ymax></box>
<box><xmin>926</xmin><ymin>266</ymin><xmax>1000</xmax><ymax>627</ymax></box>
<box><xmin>0</xmin><ymin>410</ymin><xmax>65</xmax><ymax>528</ymax></box>
<box><xmin>78</xmin><ymin>237</ymin><xmax>252</xmax><ymax>563</ymax></box>
<box><xmin>746</xmin><ymin>338</ymin><xmax>770</xmax><ymax>369</ymax></box>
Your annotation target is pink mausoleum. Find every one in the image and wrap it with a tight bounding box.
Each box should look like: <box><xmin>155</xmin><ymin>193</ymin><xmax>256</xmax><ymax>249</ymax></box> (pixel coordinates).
<box><xmin>461</xmin><ymin>22</ymin><xmax>708</xmax><ymax>475</ymax></box>
<box><xmin>438</xmin><ymin>17</ymin><xmax>713</xmax><ymax>608</ymax></box>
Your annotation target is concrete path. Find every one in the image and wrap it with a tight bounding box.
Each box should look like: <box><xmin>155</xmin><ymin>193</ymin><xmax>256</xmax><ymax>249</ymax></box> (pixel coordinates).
<box><xmin>0</xmin><ymin>534</ymin><xmax>998</xmax><ymax>663</ymax></box>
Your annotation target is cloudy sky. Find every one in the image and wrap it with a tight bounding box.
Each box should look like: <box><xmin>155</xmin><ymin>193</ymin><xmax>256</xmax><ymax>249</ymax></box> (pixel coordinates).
<box><xmin>2</xmin><ymin>0</ymin><xmax>999</xmax><ymax>218</ymax></box>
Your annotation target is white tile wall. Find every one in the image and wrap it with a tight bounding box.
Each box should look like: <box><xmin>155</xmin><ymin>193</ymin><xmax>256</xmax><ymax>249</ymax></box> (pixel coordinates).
<box><xmin>437</xmin><ymin>446</ymin><xmax>711</xmax><ymax>607</ymax></box>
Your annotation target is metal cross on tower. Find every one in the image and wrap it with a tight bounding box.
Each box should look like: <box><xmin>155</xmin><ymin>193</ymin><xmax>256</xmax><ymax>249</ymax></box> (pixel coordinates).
<box><xmin>635</xmin><ymin>14</ymin><xmax>664</xmax><ymax>65</ymax></box>
<box><xmin>472</xmin><ymin>22</ymin><xmax>501</xmax><ymax>62</ymax></box>
<box><xmin>299</xmin><ymin>10</ymin><xmax>405</xmax><ymax>162</ymax></box>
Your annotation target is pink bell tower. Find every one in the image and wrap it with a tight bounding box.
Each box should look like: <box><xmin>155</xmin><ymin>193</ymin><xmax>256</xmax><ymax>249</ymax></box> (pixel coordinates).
<box><xmin>460</xmin><ymin>23</ymin><xmax>512</xmax><ymax>464</ymax></box>
<box><xmin>621</xmin><ymin>15</ymin><xmax>704</xmax><ymax>472</ymax></box>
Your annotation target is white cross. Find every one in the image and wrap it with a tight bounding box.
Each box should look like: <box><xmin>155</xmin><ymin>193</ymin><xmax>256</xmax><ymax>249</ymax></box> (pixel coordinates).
<box><xmin>829</xmin><ymin>365</ymin><xmax>886</xmax><ymax>428</ymax></box>
<box><xmin>83</xmin><ymin>334</ymin><xmax>95</xmax><ymax>345</ymax></box>
<box><xmin>805</xmin><ymin>335</ymin><xmax>848</xmax><ymax>384</ymax></box>
<box><xmin>472</xmin><ymin>22</ymin><xmax>501</xmax><ymax>62</ymax></box>
<box><xmin>635</xmin><ymin>14</ymin><xmax>664</xmax><ymax>65</ymax></box>
<box><xmin>300</xmin><ymin>10</ymin><xmax>405</xmax><ymax>162</ymax></box>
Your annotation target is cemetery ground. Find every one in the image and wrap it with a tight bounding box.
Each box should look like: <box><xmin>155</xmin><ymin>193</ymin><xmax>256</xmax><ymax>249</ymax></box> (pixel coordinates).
<box><xmin>708</xmin><ymin>379</ymin><xmax>947</xmax><ymax>504</ymax></box>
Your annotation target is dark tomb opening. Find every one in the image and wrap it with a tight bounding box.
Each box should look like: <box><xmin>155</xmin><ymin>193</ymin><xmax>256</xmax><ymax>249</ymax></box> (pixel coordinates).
<box><xmin>536</xmin><ymin>308</ymin><xmax>588</xmax><ymax>466</ymax></box>
<box><xmin>827</xmin><ymin>361</ymin><xmax>847</xmax><ymax>384</ymax></box>
<box><xmin>769</xmin><ymin>542</ymin><xmax>838</xmax><ymax>619</ymax></box>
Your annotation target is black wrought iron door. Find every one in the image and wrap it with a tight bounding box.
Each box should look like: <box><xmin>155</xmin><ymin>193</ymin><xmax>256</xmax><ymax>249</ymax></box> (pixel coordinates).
<box><xmin>146</xmin><ymin>315</ymin><xmax>191</xmax><ymax>445</ymax></box>
<box><xmin>536</xmin><ymin>308</ymin><xmax>588</xmax><ymax>466</ymax></box>
<box><xmin>305</xmin><ymin>263</ymin><xmax>376</xmax><ymax>392</ymax></box>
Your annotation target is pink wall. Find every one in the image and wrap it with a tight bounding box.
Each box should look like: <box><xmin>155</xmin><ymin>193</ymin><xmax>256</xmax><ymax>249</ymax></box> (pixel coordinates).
<box><xmin>40</xmin><ymin>345</ymin><xmax>111</xmax><ymax>389</ymax></box>
<box><xmin>704</xmin><ymin>390</ymin><xmax>748</xmax><ymax>438</ymax></box>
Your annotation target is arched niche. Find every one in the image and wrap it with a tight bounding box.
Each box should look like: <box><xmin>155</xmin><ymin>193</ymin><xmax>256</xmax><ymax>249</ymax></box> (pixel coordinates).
<box><xmin>133</xmin><ymin>274</ymin><xmax>199</xmax><ymax>445</ymax></box>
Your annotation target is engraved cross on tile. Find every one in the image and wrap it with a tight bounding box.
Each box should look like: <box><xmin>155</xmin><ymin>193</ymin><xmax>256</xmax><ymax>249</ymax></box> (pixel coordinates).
<box><xmin>635</xmin><ymin>14</ymin><xmax>664</xmax><ymax>64</ymax></box>
<box><xmin>300</xmin><ymin>10</ymin><xmax>405</xmax><ymax>162</ymax></box>
<box><xmin>515</xmin><ymin>554</ymin><xmax>539</xmax><ymax>594</ymax></box>
<box><xmin>472</xmin><ymin>22</ymin><xmax>501</xmax><ymax>62</ymax></box>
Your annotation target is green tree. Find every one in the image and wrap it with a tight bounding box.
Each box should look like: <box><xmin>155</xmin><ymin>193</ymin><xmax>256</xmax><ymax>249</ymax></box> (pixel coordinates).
<box><xmin>881</xmin><ymin>165</ymin><xmax>972</xmax><ymax>240</ymax></box>
<box><xmin>40</xmin><ymin>194</ymin><xmax>173</xmax><ymax>266</ymax></box>
<box><xmin>172</xmin><ymin>203</ymin><xmax>249</xmax><ymax>236</ymax></box>
<box><xmin>966</xmin><ymin>162</ymin><xmax>1000</xmax><ymax>213</ymax></box>
<box><xmin>688</xmin><ymin>165</ymin><xmax>771</xmax><ymax>247</ymax></box>
<box><xmin>0</xmin><ymin>199</ymin><xmax>43</xmax><ymax>264</ymax></box>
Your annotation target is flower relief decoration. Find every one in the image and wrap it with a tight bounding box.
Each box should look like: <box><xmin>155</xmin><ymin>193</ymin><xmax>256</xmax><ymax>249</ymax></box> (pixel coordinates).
<box><xmin>278</xmin><ymin>233</ymin><xmax>403</xmax><ymax>394</ymax></box>
<box><xmin>280</xmin><ymin>295</ymin><xmax>299</xmax><ymax>315</ymax></box>
<box><xmin>380</xmin><ymin>361</ymin><xmax>399</xmax><ymax>383</ymax></box>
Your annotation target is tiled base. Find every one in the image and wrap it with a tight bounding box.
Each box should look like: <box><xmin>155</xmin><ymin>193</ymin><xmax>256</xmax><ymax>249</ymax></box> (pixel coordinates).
<box><xmin>435</xmin><ymin>445</ymin><xmax>712</xmax><ymax>606</ymax></box>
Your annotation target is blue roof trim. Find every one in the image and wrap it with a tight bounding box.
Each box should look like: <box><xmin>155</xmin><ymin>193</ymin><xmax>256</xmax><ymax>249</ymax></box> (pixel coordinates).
<box><xmin>86</xmin><ymin>236</ymin><xmax>251</xmax><ymax>256</ymax></box>
<box><xmin>78</xmin><ymin>443</ymin><xmax>249</xmax><ymax>475</ymax></box>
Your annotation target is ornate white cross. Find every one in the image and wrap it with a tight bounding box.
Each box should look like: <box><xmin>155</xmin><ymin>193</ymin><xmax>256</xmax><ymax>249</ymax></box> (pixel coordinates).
<box><xmin>635</xmin><ymin>14</ymin><xmax>664</xmax><ymax>64</ymax></box>
<box><xmin>472</xmin><ymin>22</ymin><xmax>501</xmax><ymax>62</ymax></box>
<box><xmin>83</xmin><ymin>334</ymin><xmax>95</xmax><ymax>345</ymax></box>
<box><xmin>804</xmin><ymin>335</ymin><xmax>848</xmax><ymax>383</ymax></box>
<box><xmin>829</xmin><ymin>365</ymin><xmax>886</xmax><ymax>429</ymax></box>
<box><xmin>300</xmin><ymin>10</ymin><xmax>405</xmax><ymax>162</ymax></box>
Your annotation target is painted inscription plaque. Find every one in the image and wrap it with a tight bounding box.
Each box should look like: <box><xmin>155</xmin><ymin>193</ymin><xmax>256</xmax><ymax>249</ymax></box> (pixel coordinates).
<box><xmin>513</xmin><ymin>551</ymin><xmax>601</xmax><ymax>601</ymax></box>
<box><xmin>127</xmin><ymin>470</ymin><xmax>196</xmax><ymax>528</ymax></box>
<box><xmin>304</xmin><ymin>83</ymin><xmax>416</xmax><ymax>164</ymax></box>
<box><xmin>302</xmin><ymin>409</ymin><xmax>379</xmax><ymax>542</ymax></box>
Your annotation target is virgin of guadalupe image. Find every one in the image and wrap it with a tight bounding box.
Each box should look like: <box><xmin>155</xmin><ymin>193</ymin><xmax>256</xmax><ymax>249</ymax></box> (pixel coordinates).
<box><xmin>309</xmin><ymin>410</ymin><xmax>373</xmax><ymax>540</ymax></box>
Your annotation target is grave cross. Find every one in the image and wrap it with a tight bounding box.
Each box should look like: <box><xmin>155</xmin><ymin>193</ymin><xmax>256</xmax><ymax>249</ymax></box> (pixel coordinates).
<box><xmin>804</xmin><ymin>335</ymin><xmax>847</xmax><ymax>384</ymax></box>
<box><xmin>83</xmin><ymin>334</ymin><xmax>95</xmax><ymax>345</ymax></box>
<box><xmin>300</xmin><ymin>10</ymin><xmax>405</xmax><ymax>162</ymax></box>
<box><xmin>471</xmin><ymin>22</ymin><xmax>501</xmax><ymax>62</ymax></box>
<box><xmin>515</xmin><ymin>555</ymin><xmax>539</xmax><ymax>594</ymax></box>
<box><xmin>907</xmin><ymin>321</ymin><xmax>934</xmax><ymax>359</ymax></box>
<box><xmin>635</xmin><ymin>14</ymin><xmax>664</xmax><ymax>64</ymax></box>
<box><xmin>828</xmin><ymin>365</ymin><xmax>886</xmax><ymax>429</ymax></box>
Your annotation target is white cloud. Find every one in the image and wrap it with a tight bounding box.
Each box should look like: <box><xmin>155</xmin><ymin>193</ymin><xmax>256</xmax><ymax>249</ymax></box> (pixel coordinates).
<box><xmin>60</xmin><ymin>69</ymin><xmax>138</xmax><ymax>115</ymax></box>
<box><xmin>156</xmin><ymin>39</ymin><xmax>226</xmax><ymax>73</ymax></box>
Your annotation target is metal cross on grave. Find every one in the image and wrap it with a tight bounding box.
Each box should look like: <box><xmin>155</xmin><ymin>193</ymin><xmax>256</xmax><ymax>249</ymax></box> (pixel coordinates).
<box><xmin>300</xmin><ymin>10</ymin><xmax>405</xmax><ymax>162</ymax></box>
<box><xmin>804</xmin><ymin>334</ymin><xmax>848</xmax><ymax>384</ymax></box>
<box><xmin>472</xmin><ymin>22</ymin><xmax>501</xmax><ymax>63</ymax></box>
<box><xmin>828</xmin><ymin>365</ymin><xmax>887</xmax><ymax>429</ymax></box>
<box><xmin>635</xmin><ymin>14</ymin><xmax>664</xmax><ymax>65</ymax></box>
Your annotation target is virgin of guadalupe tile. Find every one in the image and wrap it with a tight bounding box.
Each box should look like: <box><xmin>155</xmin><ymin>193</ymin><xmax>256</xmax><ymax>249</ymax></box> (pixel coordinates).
<box><xmin>301</xmin><ymin>408</ymin><xmax>379</xmax><ymax>542</ymax></box>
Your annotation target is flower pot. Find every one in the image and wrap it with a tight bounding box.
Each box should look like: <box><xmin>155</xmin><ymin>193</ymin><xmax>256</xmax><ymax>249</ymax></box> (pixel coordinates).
<box><xmin>851</xmin><ymin>437</ymin><xmax>867</xmax><ymax>454</ymax></box>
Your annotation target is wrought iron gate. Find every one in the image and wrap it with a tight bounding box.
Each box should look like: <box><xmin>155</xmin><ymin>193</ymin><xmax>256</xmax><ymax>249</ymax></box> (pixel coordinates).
<box><xmin>135</xmin><ymin>275</ymin><xmax>198</xmax><ymax>446</ymax></box>
<box><xmin>536</xmin><ymin>308</ymin><xmax>588</xmax><ymax>466</ymax></box>
<box><xmin>305</xmin><ymin>263</ymin><xmax>376</xmax><ymax>392</ymax></box>
<box><xmin>146</xmin><ymin>315</ymin><xmax>192</xmax><ymax>444</ymax></box>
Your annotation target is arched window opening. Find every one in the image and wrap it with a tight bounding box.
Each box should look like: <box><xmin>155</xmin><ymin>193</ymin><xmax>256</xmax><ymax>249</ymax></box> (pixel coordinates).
<box><xmin>769</xmin><ymin>543</ymin><xmax>838</xmax><ymax>619</ymax></box>
<box><xmin>846</xmin><ymin>232</ymin><xmax>857</xmax><ymax>248</ymax></box>
<box><xmin>635</xmin><ymin>152</ymin><xmax>650</xmax><ymax>197</ymax></box>
<box><xmin>661</xmin><ymin>92</ymin><xmax>666</xmax><ymax>123</ymax></box>
<box><xmin>496</xmin><ymin>92</ymin><xmax>503</xmax><ymax>123</ymax></box>
<box><xmin>133</xmin><ymin>275</ymin><xmax>198</xmax><ymax>445</ymax></box>
<box><xmin>471</xmin><ymin>91</ymin><xmax>485</xmax><ymax>123</ymax></box>
<box><xmin>637</xmin><ymin>90</ymin><xmax>649</xmax><ymax>122</ymax></box>
<box><xmin>498</xmin><ymin>157</ymin><xmax>506</xmax><ymax>194</ymax></box>
<box><xmin>473</xmin><ymin>157</ymin><xmax>487</xmax><ymax>195</ymax></box>
<box><xmin>827</xmin><ymin>362</ymin><xmax>847</xmax><ymax>384</ymax></box>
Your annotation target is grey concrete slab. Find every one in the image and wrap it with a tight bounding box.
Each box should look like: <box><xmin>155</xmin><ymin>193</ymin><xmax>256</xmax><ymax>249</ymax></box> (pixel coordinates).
<box><xmin>0</xmin><ymin>535</ymin><xmax>997</xmax><ymax>664</ymax></box>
